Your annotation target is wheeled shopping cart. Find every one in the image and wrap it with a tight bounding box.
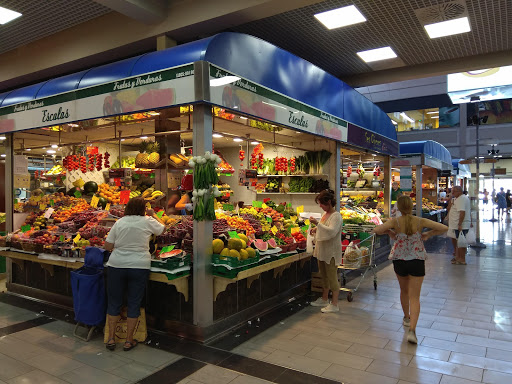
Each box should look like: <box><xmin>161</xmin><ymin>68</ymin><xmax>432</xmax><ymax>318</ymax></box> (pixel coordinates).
<box><xmin>338</xmin><ymin>226</ymin><xmax>377</xmax><ymax>302</ymax></box>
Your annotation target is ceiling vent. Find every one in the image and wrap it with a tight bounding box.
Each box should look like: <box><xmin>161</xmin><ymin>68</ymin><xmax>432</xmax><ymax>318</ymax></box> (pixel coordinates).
<box><xmin>414</xmin><ymin>0</ymin><xmax>468</xmax><ymax>25</ymax></box>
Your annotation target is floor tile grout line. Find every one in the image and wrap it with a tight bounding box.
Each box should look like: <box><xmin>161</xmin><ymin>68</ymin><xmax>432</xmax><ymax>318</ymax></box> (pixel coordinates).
<box><xmin>0</xmin><ymin>315</ymin><xmax>56</xmax><ymax>337</ymax></box>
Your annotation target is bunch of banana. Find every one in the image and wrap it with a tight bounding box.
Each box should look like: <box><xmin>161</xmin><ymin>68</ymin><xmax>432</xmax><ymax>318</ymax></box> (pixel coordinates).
<box><xmin>73</xmin><ymin>178</ymin><xmax>85</xmax><ymax>188</ymax></box>
<box><xmin>146</xmin><ymin>190</ymin><xmax>164</xmax><ymax>200</ymax></box>
<box><xmin>129</xmin><ymin>190</ymin><xmax>142</xmax><ymax>198</ymax></box>
<box><xmin>141</xmin><ymin>187</ymin><xmax>155</xmax><ymax>198</ymax></box>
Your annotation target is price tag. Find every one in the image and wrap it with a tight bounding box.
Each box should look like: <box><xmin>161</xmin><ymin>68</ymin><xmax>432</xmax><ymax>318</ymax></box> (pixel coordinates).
<box><xmin>291</xmin><ymin>227</ymin><xmax>301</xmax><ymax>234</ymax></box>
<box><xmin>228</xmin><ymin>231</ymin><xmax>240</xmax><ymax>239</ymax></box>
<box><xmin>73</xmin><ymin>233</ymin><xmax>81</xmax><ymax>243</ymax></box>
<box><xmin>39</xmin><ymin>204</ymin><xmax>47</xmax><ymax>211</ymax></box>
<box><xmin>59</xmin><ymin>235</ymin><xmax>65</xmax><ymax>242</ymax></box>
<box><xmin>133</xmin><ymin>174</ymin><xmax>140</xmax><ymax>180</ymax></box>
<box><xmin>156</xmin><ymin>210</ymin><xmax>164</xmax><ymax>219</ymax></box>
<box><xmin>225</xmin><ymin>192</ymin><xmax>230</xmax><ymax>197</ymax></box>
<box><xmin>44</xmin><ymin>208</ymin><xmax>54</xmax><ymax>219</ymax></box>
<box><xmin>105</xmin><ymin>203</ymin><xmax>111</xmax><ymax>212</ymax></box>
<box><xmin>14</xmin><ymin>199</ymin><xmax>18</xmax><ymax>204</ymax></box>
<box><xmin>263</xmin><ymin>198</ymin><xmax>271</xmax><ymax>203</ymax></box>
<box><xmin>120</xmin><ymin>190</ymin><xmax>130</xmax><ymax>204</ymax></box>
<box><xmin>21</xmin><ymin>225</ymin><xmax>31</xmax><ymax>233</ymax></box>
<box><xmin>287</xmin><ymin>202</ymin><xmax>292</xmax><ymax>208</ymax></box>
<box><xmin>160</xmin><ymin>245</ymin><xmax>175</xmax><ymax>253</ymax></box>
<box><xmin>271</xmin><ymin>226</ymin><xmax>278</xmax><ymax>235</ymax></box>
<box><xmin>252</xmin><ymin>200</ymin><xmax>263</xmax><ymax>208</ymax></box>
<box><xmin>50</xmin><ymin>199</ymin><xmax>54</xmax><ymax>207</ymax></box>
<box><xmin>150</xmin><ymin>173</ymin><xmax>155</xmax><ymax>179</ymax></box>
<box><xmin>114</xmin><ymin>178</ymin><xmax>122</xmax><ymax>187</ymax></box>
<box><xmin>262</xmin><ymin>203</ymin><xmax>268</xmax><ymax>209</ymax></box>
<box><xmin>223</xmin><ymin>204</ymin><xmax>234</xmax><ymax>211</ymax></box>
<box><xmin>290</xmin><ymin>216</ymin><xmax>297</xmax><ymax>223</ymax></box>
<box><xmin>296</xmin><ymin>205</ymin><xmax>304</xmax><ymax>214</ymax></box>
<box><xmin>301</xmin><ymin>226</ymin><xmax>308</xmax><ymax>234</ymax></box>
<box><xmin>304</xmin><ymin>219</ymin><xmax>310</xmax><ymax>226</ymax></box>
<box><xmin>32</xmin><ymin>195</ymin><xmax>42</xmax><ymax>202</ymax></box>
<box><xmin>90</xmin><ymin>195</ymin><xmax>99</xmax><ymax>208</ymax></box>
<box><xmin>266</xmin><ymin>216</ymin><xmax>272</xmax><ymax>223</ymax></box>
<box><xmin>74</xmin><ymin>190</ymin><xmax>82</xmax><ymax>198</ymax></box>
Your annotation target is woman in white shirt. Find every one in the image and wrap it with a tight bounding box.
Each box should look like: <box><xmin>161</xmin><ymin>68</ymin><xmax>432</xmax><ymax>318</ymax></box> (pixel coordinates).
<box><xmin>104</xmin><ymin>197</ymin><xmax>165</xmax><ymax>351</ymax></box>
<box><xmin>309</xmin><ymin>190</ymin><xmax>343</xmax><ymax>313</ymax></box>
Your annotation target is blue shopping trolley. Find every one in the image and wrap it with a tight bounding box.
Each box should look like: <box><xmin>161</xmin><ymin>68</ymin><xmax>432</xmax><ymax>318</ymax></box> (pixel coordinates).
<box><xmin>71</xmin><ymin>247</ymin><xmax>107</xmax><ymax>341</ymax></box>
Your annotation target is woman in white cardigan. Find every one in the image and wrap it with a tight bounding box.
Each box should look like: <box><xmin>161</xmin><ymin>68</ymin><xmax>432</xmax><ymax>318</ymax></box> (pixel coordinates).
<box><xmin>309</xmin><ymin>190</ymin><xmax>343</xmax><ymax>313</ymax></box>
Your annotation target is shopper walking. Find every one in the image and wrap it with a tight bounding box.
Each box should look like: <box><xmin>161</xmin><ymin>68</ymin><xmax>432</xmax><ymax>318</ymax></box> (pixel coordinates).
<box><xmin>448</xmin><ymin>186</ymin><xmax>471</xmax><ymax>265</ymax></box>
<box><xmin>103</xmin><ymin>197</ymin><xmax>165</xmax><ymax>351</ymax></box>
<box><xmin>372</xmin><ymin>196</ymin><xmax>447</xmax><ymax>344</ymax></box>
<box><xmin>309</xmin><ymin>190</ymin><xmax>343</xmax><ymax>313</ymax></box>
<box><xmin>496</xmin><ymin>187</ymin><xmax>507</xmax><ymax>220</ymax></box>
<box><xmin>482</xmin><ymin>188</ymin><xmax>489</xmax><ymax>210</ymax></box>
<box><xmin>506</xmin><ymin>189</ymin><xmax>511</xmax><ymax>215</ymax></box>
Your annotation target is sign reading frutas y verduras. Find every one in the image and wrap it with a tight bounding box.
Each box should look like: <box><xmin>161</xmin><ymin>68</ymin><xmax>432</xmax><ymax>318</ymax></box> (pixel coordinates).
<box><xmin>0</xmin><ymin>64</ymin><xmax>195</xmax><ymax>133</ymax></box>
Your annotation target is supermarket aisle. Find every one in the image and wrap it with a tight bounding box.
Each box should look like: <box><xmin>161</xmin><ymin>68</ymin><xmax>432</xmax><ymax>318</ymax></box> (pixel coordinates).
<box><xmin>229</xmin><ymin>227</ymin><xmax>512</xmax><ymax>384</ymax></box>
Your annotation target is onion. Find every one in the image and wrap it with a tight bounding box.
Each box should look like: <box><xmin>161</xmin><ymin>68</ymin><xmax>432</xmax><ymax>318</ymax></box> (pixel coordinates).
<box><xmin>188</xmin><ymin>160</ymin><xmax>195</xmax><ymax>167</ymax></box>
<box><xmin>192</xmin><ymin>190</ymin><xmax>198</xmax><ymax>197</ymax></box>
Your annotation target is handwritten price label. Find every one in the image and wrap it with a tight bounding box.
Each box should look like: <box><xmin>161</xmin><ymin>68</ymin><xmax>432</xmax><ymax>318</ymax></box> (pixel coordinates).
<box><xmin>296</xmin><ymin>205</ymin><xmax>304</xmax><ymax>215</ymax></box>
<box><xmin>291</xmin><ymin>227</ymin><xmax>301</xmax><ymax>234</ymax></box>
<box><xmin>228</xmin><ymin>231</ymin><xmax>240</xmax><ymax>239</ymax></box>
<box><xmin>156</xmin><ymin>211</ymin><xmax>164</xmax><ymax>219</ymax></box>
<box><xmin>73</xmin><ymin>233</ymin><xmax>81</xmax><ymax>243</ymax></box>
<box><xmin>252</xmin><ymin>200</ymin><xmax>263</xmax><ymax>208</ymax></box>
<box><xmin>44</xmin><ymin>208</ymin><xmax>54</xmax><ymax>219</ymax></box>
<box><xmin>90</xmin><ymin>195</ymin><xmax>99</xmax><ymax>208</ymax></box>
<box><xmin>261</xmin><ymin>203</ymin><xmax>268</xmax><ymax>209</ymax></box>
<box><xmin>21</xmin><ymin>225</ymin><xmax>31</xmax><ymax>233</ymax></box>
<box><xmin>271</xmin><ymin>226</ymin><xmax>278</xmax><ymax>235</ymax></box>
<box><xmin>120</xmin><ymin>190</ymin><xmax>130</xmax><ymax>204</ymax></box>
<box><xmin>105</xmin><ymin>203</ymin><xmax>111</xmax><ymax>212</ymax></box>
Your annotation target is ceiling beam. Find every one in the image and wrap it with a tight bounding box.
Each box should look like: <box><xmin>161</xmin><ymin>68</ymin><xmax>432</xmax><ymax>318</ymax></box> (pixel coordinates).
<box><xmin>93</xmin><ymin>0</ymin><xmax>168</xmax><ymax>24</ymax></box>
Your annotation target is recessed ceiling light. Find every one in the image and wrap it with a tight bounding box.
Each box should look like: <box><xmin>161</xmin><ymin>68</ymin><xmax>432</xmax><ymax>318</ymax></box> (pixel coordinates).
<box><xmin>140</xmin><ymin>136</ymin><xmax>148</xmax><ymax>139</ymax></box>
<box><xmin>357</xmin><ymin>47</ymin><xmax>397</xmax><ymax>63</ymax></box>
<box><xmin>0</xmin><ymin>6</ymin><xmax>22</xmax><ymax>25</ymax></box>
<box><xmin>391</xmin><ymin>120</ymin><xmax>398</xmax><ymax>125</ymax></box>
<box><xmin>26</xmin><ymin>148</ymin><xmax>31</xmax><ymax>151</ymax></box>
<box><xmin>314</xmin><ymin>5</ymin><xmax>366</xmax><ymax>30</ymax></box>
<box><xmin>212</xmin><ymin>133</ymin><xmax>223</xmax><ymax>138</ymax></box>
<box><xmin>426</xmin><ymin>111</ymin><xmax>439</xmax><ymax>114</ymax></box>
<box><xmin>400</xmin><ymin>112</ymin><xmax>415</xmax><ymax>123</ymax></box>
<box><xmin>430</xmin><ymin>116</ymin><xmax>439</xmax><ymax>119</ymax></box>
<box><xmin>51</xmin><ymin>144</ymin><xmax>58</xmax><ymax>148</ymax></box>
<box><xmin>424</xmin><ymin>17</ymin><xmax>470</xmax><ymax>39</ymax></box>
<box><xmin>250</xmin><ymin>141</ymin><xmax>260</xmax><ymax>145</ymax></box>
<box><xmin>47</xmin><ymin>150</ymin><xmax>56</xmax><ymax>154</ymax></box>
<box><xmin>233</xmin><ymin>138</ymin><xmax>243</xmax><ymax>142</ymax></box>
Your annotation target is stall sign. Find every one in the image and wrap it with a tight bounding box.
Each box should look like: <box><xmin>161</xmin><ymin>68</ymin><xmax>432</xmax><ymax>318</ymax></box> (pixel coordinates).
<box><xmin>401</xmin><ymin>167</ymin><xmax>413</xmax><ymax>191</ymax></box>
<box><xmin>347</xmin><ymin>123</ymin><xmax>399</xmax><ymax>156</ymax></box>
<box><xmin>120</xmin><ymin>190</ymin><xmax>130</xmax><ymax>204</ymax></box>
<box><xmin>209</xmin><ymin>65</ymin><xmax>348</xmax><ymax>143</ymax></box>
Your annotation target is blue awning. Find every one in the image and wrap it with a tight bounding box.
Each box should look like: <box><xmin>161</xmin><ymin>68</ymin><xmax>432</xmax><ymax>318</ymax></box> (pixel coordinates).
<box><xmin>452</xmin><ymin>159</ymin><xmax>471</xmax><ymax>177</ymax></box>
<box><xmin>0</xmin><ymin>32</ymin><xmax>396</xmax><ymax>145</ymax></box>
<box><xmin>400</xmin><ymin>140</ymin><xmax>452</xmax><ymax>165</ymax></box>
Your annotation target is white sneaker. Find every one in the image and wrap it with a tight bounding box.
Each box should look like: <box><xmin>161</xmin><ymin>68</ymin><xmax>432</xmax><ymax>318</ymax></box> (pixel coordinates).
<box><xmin>407</xmin><ymin>330</ymin><xmax>417</xmax><ymax>344</ymax></box>
<box><xmin>403</xmin><ymin>317</ymin><xmax>410</xmax><ymax>327</ymax></box>
<box><xmin>310</xmin><ymin>298</ymin><xmax>329</xmax><ymax>307</ymax></box>
<box><xmin>321</xmin><ymin>304</ymin><xmax>340</xmax><ymax>313</ymax></box>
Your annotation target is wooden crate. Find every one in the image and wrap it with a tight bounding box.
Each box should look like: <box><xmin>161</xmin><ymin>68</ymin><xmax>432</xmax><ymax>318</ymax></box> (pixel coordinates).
<box><xmin>311</xmin><ymin>272</ymin><xmax>323</xmax><ymax>292</ymax></box>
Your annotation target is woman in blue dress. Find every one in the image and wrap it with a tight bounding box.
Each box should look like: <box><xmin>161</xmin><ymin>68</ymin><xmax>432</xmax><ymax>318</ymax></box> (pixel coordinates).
<box><xmin>496</xmin><ymin>187</ymin><xmax>507</xmax><ymax>220</ymax></box>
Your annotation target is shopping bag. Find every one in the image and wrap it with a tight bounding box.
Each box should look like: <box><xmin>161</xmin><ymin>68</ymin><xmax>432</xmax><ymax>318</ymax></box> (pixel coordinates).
<box><xmin>306</xmin><ymin>228</ymin><xmax>314</xmax><ymax>254</ymax></box>
<box><xmin>343</xmin><ymin>241</ymin><xmax>362</xmax><ymax>268</ymax></box>
<box><xmin>465</xmin><ymin>228</ymin><xmax>476</xmax><ymax>245</ymax></box>
<box><xmin>103</xmin><ymin>307</ymin><xmax>147</xmax><ymax>343</ymax></box>
<box><xmin>457</xmin><ymin>232</ymin><xmax>468</xmax><ymax>248</ymax></box>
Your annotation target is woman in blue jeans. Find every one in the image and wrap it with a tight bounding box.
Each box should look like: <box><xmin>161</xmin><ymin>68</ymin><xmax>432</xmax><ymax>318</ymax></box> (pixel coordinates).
<box><xmin>104</xmin><ymin>197</ymin><xmax>165</xmax><ymax>351</ymax></box>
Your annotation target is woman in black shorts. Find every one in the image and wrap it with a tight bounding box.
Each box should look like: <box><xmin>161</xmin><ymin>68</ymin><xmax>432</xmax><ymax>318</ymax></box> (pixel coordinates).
<box><xmin>373</xmin><ymin>196</ymin><xmax>447</xmax><ymax>344</ymax></box>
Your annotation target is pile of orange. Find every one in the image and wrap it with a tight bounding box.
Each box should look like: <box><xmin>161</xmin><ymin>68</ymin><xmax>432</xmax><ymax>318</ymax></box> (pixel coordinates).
<box><xmin>98</xmin><ymin>183</ymin><xmax>122</xmax><ymax>204</ymax></box>
<box><xmin>53</xmin><ymin>201</ymin><xmax>91</xmax><ymax>222</ymax></box>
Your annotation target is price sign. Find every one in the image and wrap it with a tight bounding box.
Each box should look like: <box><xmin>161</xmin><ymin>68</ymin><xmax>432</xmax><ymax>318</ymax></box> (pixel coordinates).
<box><xmin>49</xmin><ymin>199</ymin><xmax>54</xmax><ymax>207</ymax></box>
<box><xmin>223</xmin><ymin>204</ymin><xmax>234</xmax><ymax>211</ymax></box>
<box><xmin>263</xmin><ymin>198</ymin><xmax>271</xmax><ymax>203</ymax></box>
<box><xmin>44</xmin><ymin>208</ymin><xmax>54</xmax><ymax>219</ymax></box>
<box><xmin>73</xmin><ymin>233</ymin><xmax>81</xmax><ymax>243</ymax></box>
<box><xmin>39</xmin><ymin>204</ymin><xmax>47</xmax><ymax>211</ymax></box>
<box><xmin>59</xmin><ymin>235</ymin><xmax>65</xmax><ymax>242</ymax></box>
<box><xmin>133</xmin><ymin>174</ymin><xmax>140</xmax><ymax>180</ymax></box>
<box><xmin>290</xmin><ymin>216</ymin><xmax>297</xmax><ymax>223</ymax></box>
<box><xmin>262</xmin><ymin>203</ymin><xmax>268</xmax><ymax>209</ymax></box>
<box><xmin>304</xmin><ymin>219</ymin><xmax>310</xmax><ymax>226</ymax></box>
<box><xmin>32</xmin><ymin>195</ymin><xmax>42</xmax><ymax>202</ymax></box>
<box><xmin>105</xmin><ymin>203</ymin><xmax>111</xmax><ymax>212</ymax></box>
<box><xmin>252</xmin><ymin>200</ymin><xmax>263</xmax><ymax>208</ymax></box>
<box><xmin>114</xmin><ymin>178</ymin><xmax>122</xmax><ymax>187</ymax></box>
<box><xmin>74</xmin><ymin>190</ymin><xmax>82</xmax><ymax>198</ymax></box>
<box><xmin>120</xmin><ymin>190</ymin><xmax>130</xmax><ymax>204</ymax></box>
<box><xmin>90</xmin><ymin>195</ymin><xmax>99</xmax><ymax>208</ymax></box>
<box><xmin>21</xmin><ymin>225</ymin><xmax>31</xmax><ymax>233</ymax></box>
<box><xmin>291</xmin><ymin>227</ymin><xmax>301</xmax><ymax>234</ymax></box>
<box><xmin>160</xmin><ymin>245</ymin><xmax>175</xmax><ymax>253</ymax></box>
<box><xmin>228</xmin><ymin>231</ymin><xmax>240</xmax><ymax>239</ymax></box>
<box><xmin>14</xmin><ymin>199</ymin><xmax>18</xmax><ymax>204</ymax></box>
<box><xmin>266</xmin><ymin>216</ymin><xmax>272</xmax><ymax>223</ymax></box>
<box><xmin>287</xmin><ymin>202</ymin><xmax>292</xmax><ymax>208</ymax></box>
<box><xmin>296</xmin><ymin>205</ymin><xmax>304</xmax><ymax>215</ymax></box>
<box><xmin>156</xmin><ymin>210</ymin><xmax>164</xmax><ymax>219</ymax></box>
<box><xmin>271</xmin><ymin>226</ymin><xmax>278</xmax><ymax>235</ymax></box>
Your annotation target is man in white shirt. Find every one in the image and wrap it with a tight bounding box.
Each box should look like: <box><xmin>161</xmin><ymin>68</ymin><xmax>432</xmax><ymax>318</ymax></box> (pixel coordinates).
<box><xmin>448</xmin><ymin>186</ymin><xmax>471</xmax><ymax>265</ymax></box>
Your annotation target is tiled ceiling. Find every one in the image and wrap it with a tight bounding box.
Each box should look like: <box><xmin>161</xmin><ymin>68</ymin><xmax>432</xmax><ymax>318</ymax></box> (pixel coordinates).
<box><xmin>230</xmin><ymin>0</ymin><xmax>511</xmax><ymax>79</ymax></box>
<box><xmin>0</xmin><ymin>0</ymin><xmax>111</xmax><ymax>55</ymax></box>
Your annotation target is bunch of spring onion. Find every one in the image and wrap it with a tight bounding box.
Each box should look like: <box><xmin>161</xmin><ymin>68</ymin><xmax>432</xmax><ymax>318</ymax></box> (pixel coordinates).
<box><xmin>189</xmin><ymin>152</ymin><xmax>222</xmax><ymax>221</ymax></box>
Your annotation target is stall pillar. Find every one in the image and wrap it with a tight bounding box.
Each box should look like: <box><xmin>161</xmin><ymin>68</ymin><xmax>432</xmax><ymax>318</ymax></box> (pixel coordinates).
<box><xmin>335</xmin><ymin>143</ymin><xmax>341</xmax><ymax>211</ymax></box>
<box><xmin>383</xmin><ymin>156</ymin><xmax>391</xmax><ymax>217</ymax></box>
<box><xmin>416</xmin><ymin>166</ymin><xmax>422</xmax><ymax>217</ymax></box>
<box><xmin>5</xmin><ymin>134</ymin><xmax>13</xmax><ymax>284</ymax></box>
<box><xmin>192</xmin><ymin>61</ymin><xmax>214</xmax><ymax>327</ymax></box>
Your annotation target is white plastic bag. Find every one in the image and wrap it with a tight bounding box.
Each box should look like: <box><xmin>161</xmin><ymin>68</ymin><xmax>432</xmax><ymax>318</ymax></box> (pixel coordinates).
<box><xmin>465</xmin><ymin>227</ymin><xmax>476</xmax><ymax>245</ymax></box>
<box><xmin>306</xmin><ymin>228</ymin><xmax>314</xmax><ymax>254</ymax></box>
<box><xmin>457</xmin><ymin>232</ymin><xmax>468</xmax><ymax>248</ymax></box>
<box><xmin>343</xmin><ymin>241</ymin><xmax>362</xmax><ymax>268</ymax></box>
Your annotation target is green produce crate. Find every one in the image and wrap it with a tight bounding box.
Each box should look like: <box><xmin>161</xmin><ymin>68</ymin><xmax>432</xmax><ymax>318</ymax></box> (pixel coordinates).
<box><xmin>212</xmin><ymin>253</ymin><xmax>260</xmax><ymax>278</ymax></box>
<box><xmin>163</xmin><ymin>270</ymin><xmax>190</xmax><ymax>281</ymax></box>
<box><xmin>151</xmin><ymin>254</ymin><xmax>191</xmax><ymax>271</ymax></box>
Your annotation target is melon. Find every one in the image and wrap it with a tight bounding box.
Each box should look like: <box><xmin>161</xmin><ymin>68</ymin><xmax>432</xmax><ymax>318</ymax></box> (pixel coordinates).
<box><xmin>220</xmin><ymin>248</ymin><xmax>230</xmax><ymax>257</ymax></box>
<box><xmin>253</xmin><ymin>239</ymin><xmax>268</xmax><ymax>252</ymax></box>
<box><xmin>97</xmin><ymin>197</ymin><xmax>108</xmax><ymax>209</ymax></box>
<box><xmin>228</xmin><ymin>238</ymin><xmax>243</xmax><ymax>251</ymax></box>
<box><xmin>229</xmin><ymin>249</ymin><xmax>240</xmax><ymax>260</ymax></box>
<box><xmin>246</xmin><ymin>248</ymin><xmax>256</xmax><ymax>258</ymax></box>
<box><xmin>239</xmin><ymin>249</ymin><xmax>249</xmax><ymax>260</ymax></box>
<box><xmin>212</xmin><ymin>239</ymin><xmax>224</xmax><ymax>254</ymax></box>
<box><xmin>267</xmin><ymin>238</ymin><xmax>277</xmax><ymax>249</ymax></box>
<box><xmin>238</xmin><ymin>233</ymin><xmax>248</xmax><ymax>243</ymax></box>
<box><xmin>83</xmin><ymin>181</ymin><xmax>98</xmax><ymax>194</ymax></box>
<box><xmin>240</xmin><ymin>239</ymin><xmax>247</xmax><ymax>249</ymax></box>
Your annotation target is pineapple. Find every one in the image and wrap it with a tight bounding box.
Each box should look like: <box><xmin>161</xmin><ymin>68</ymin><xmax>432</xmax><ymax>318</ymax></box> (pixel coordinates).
<box><xmin>147</xmin><ymin>142</ymin><xmax>161</xmax><ymax>167</ymax></box>
<box><xmin>135</xmin><ymin>140</ymin><xmax>150</xmax><ymax>168</ymax></box>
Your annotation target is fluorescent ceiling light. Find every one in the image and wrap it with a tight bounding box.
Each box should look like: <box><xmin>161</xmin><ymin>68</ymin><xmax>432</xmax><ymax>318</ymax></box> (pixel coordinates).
<box><xmin>314</xmin><ymin>5</ymin><xmax>366</xmax><ymax>30</ymax></box>
<box><xmin>424</xmin><ymin>17</ymin><xmax>471</xmax><ymax>39</ymax></box>
<box><xmin>400</xmin><ymin>112</ymin><xmax>415</xmax><ymax>123</ymax></box>
<box><xmin>426</xmin><ymin>111</ymin><xmax>439</xmax><ymax>114</ymax></box>
<box><xmin>250</xmin><ymin>141</ymin><xmax>260</xmax><ymax>145</ymax></box>
<box><xmin>233</xmin><ymin>138</ymin><xmax>243</xmax><ymax>142</ymax></box>
<box><xmin>210</xmin><ymin>76</ymin><xmax>240</xmax><ymax>87</ymax></box>
<box><xmin>357</xmin><ymin>46</ymin><xmax>397</xmax><ymax>63</ymax></box>
<box><xmin>26</xmin><ymin>148</ymin><xmax>31</xmax><ymax>151</ymax></box>
<box><xmin>212</xmin><ymin>133</ymin><xmax>223</xmax><ymax>138</ymax></box>
<box><xmin>121</xmin><ymin>139</ymin><xmax>126</xmax><ymax>142</ymax></box>
<box><xmin>239</xmin><ymin>116</ymin><xmax>248</xmax><ymax>120</ymax></box>
<box><xmin>391</xmin><ymin>120</ymin><xmax>398</xmax><ymax>125</ymax></box>
<box><xmin>51</xmin><ymin>144</ymin><xmax>58</xmax><ymax>148</ymax></box>
<box><xmin>47</xmin><ymin>150</ymin><xmax>56</xmax><ymax>154</ymax></box>
<box><xmin>140</xmin><ymin>136</ymin><xmax>148</xmax><ymax>139</ymax></box>
<box><xmin>0</xmin><ymin>6</ymin><xmax>21</xmax><ymax>24</ymax></box>
<box><xmin>430</xmin><ymin>116</ymin><xmax>439</xmax><ymax>119</ymax></box>
<box><xmin>0</xmin><ymin>154</ymin><xmax>5</xmax><ymax>158</ymax></box>
<box><xmin>0</xmin><ymin>136</ymin><xmax>6</xmax><ymax>140</ymax></box>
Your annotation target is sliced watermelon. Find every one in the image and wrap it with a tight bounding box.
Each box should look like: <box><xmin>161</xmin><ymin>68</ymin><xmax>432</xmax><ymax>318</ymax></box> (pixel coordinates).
<box><xmin>159</xmin><ymin>249</ymin><xmax>183</xmax><ymax>259</ymax></box>
<box><xmin>253</xmin><ymin>239</ymin><xmax>268</xmax><ymax>252</ymax></box>
<box><xmin>267</xmin><ymin>238</ymin><xmax>277</xmax><ymax>249</ymax></box>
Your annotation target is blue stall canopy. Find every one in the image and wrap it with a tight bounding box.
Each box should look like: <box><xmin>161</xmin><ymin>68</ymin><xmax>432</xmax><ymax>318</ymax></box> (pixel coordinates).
<box><xmin>0</xmin><ymin>33</ymin><xmax>397</xmax><ymax>155</ymax></box>
<box><xmin>395</xmin><ymin>140</ymin><xmax>453</xmax><ymax>171</ymax></box>
<box><xmin>452</xmin><ymin>159</ymin><xmax>471</xmax><ymax>178</ymax></box>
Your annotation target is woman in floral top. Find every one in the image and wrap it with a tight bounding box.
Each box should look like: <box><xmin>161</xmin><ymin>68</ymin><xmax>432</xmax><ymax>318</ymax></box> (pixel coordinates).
<box><xmin>373</xmin><ymin>196</ymin><xmax>447</xmax><ymax>344</ymax></box>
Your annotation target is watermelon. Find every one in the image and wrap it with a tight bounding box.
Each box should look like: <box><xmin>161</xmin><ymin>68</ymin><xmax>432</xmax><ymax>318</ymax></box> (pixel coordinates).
<box><xmin>83</xmin><ymin>181</ymin><xmax>98</xmax><ymax>194</ymax></box>
<box><xmin>67</xmin><ymin>187</ymin><xmax>82</xmax><ymax>196</ymax></box>
<box><xmin>267</xmin><ymin>239</ymin><xmax>277</xmax><ymax>249</ymax></box>
<box><xmin>97</xmin><ymin>197</ymin><xmax>108</xmax><ymax>209</ymax></box>
<box><xmin>253</xmin><ymin>239</ymin><xmax>268</xmax><ymax>252</ymax></box>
